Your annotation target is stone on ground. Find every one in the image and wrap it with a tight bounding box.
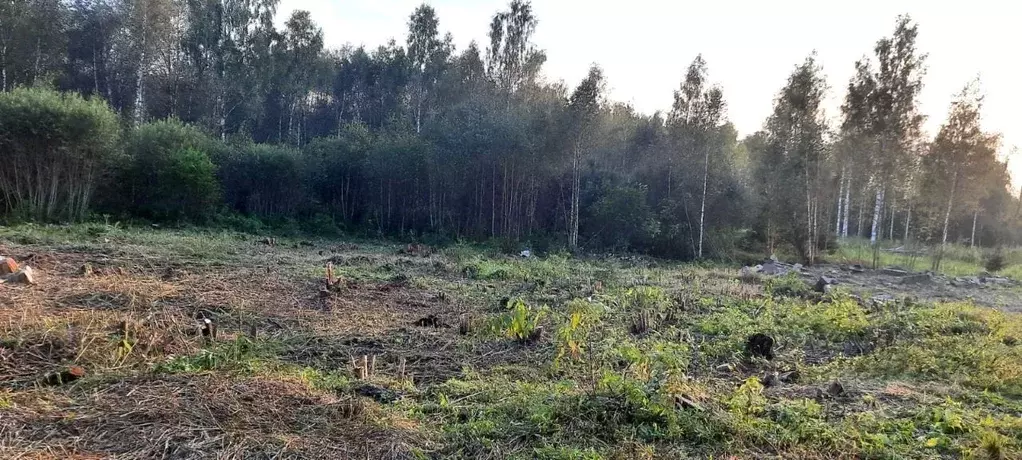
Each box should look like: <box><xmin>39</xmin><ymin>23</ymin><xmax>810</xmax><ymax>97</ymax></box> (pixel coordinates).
<box><xmin>814</xmin><ymin>276</ymin><xmax>836</xmax><ymax>293</ymax></box>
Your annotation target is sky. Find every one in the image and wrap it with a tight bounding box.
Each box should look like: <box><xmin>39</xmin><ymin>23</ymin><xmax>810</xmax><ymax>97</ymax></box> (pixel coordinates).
<box><xmin>276</xmin><ymin>0</ymin><xmax>1021</xmax><ymax>187</ymax></box>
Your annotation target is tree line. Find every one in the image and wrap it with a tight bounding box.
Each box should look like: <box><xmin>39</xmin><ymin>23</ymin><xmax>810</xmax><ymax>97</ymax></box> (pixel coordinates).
<box><xmin>0</xmin><ymin>0</ymin><xmax>1017</xmax><ymax>261</ymax></box>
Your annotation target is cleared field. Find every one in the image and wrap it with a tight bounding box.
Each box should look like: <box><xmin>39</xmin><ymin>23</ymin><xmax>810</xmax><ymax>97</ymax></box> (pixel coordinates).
<box><xmin>2</xmin><ymin>224</ymin><xmax>1021</xmax><ymax>459</ymax></box>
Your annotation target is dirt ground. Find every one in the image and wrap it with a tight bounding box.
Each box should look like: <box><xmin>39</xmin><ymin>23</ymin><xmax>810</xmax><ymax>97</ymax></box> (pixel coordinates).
<box><xmin>3</xmin><ymin>228</ymin><xmax>1022</xmax><ymax>459</ymax></box>
<box><xmin>798</xmin><ymin>263</ymin><xmax>1022</xmax><ymax>313</ymax></box>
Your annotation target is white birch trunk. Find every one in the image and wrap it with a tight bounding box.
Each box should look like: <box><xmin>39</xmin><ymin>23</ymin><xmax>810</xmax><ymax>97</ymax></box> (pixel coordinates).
<box><xmin>889</xmin><ymin>197</ymin><xmax>896</xmax><ymax>241</ymax></box>
<box><xmin>904</xmin><ymin>206</ymin><xmax>911</xmax><ymax>242</ymax></box>
<box><xmin>970</xmin><ymin>211</ymin><xmax>978</xmax><ymax>247</ymax></box>
<box><xmin>835</xmin><ymin>169</ymin><xmax>844</xmax><ymax>236</ymax></box>
<box><xmin>697</xmin><ymin>147</ymin><xmax>708</xmax><ymax>258</ymax></box>
<box><xmin>133</xmin><ymin>49</ymin><xmax>146</xmax><ymax>127</ymax></box>
<box><xmin>941</xmin><ymin>170</ymin><xmax>958</xmax><ymax>246</ymax></box>
<box><xmin>870</xmin><ymin>188</ymin><xmax>884</xmax><ymax>244</ymax></box>
<box><xmin>132</xmin><ymin>9</ymin><xmax>148</xmax><ymax>128</ymax></box>
<box><xmin>856</xmin><ymin>189</ymin><xmax>865</xmax><ymax>238</ymax></box>
<box><xmin>842</xmin><ymin>175</ymin><xmax>851</xmax><ymax>237</ymax></box>
<box><xmin>2</xmin><ymin>43</ymin><xmax>7</xmax><ymax>92</ymax></box>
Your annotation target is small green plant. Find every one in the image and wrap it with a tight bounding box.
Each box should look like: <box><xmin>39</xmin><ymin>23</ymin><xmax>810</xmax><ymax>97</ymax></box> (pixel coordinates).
<box><xmin>985</xmin><ymin>248</ymin><xmax>1007</xmax><ymax>273</ymax></box>
<box><xmin>979</xmin><ymin>429</ymin><xmax>1008</xmax><ymax>460</ymax></box>
<box><xmin>765</xmin><ymin>273</ymin><xmax>810</xmax><ymax>297</ymax></box>
<box><xmin>497</xmin><ymin>298</ymin><xmax>546</xmax><ymax>342</ymax></box>
<box><xmin>620</xmin><ymin>285</ymin><xmax>671</xmax><ymax>312</ymax></box>
<box><xmin>156</xmin><ymin>336</ymin><xmax>272</xmax><ymax>373</ymax></box>
<box><xmin>729</xmin><ymin>377</ymin><xmax>766</xmax><ymax>416</ymax></box>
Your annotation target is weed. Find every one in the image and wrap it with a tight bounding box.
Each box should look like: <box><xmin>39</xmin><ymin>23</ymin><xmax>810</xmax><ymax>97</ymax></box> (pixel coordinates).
<box><xmin>157</xmin><ymin>336</ymin><xmax>277</xmax><ymax>373</ymax></box>
<box><xmin>764</xmin><ymin>273</ymin><xmax>810</xmax><ymax>297</ymax></box>
<box><xmin>494</xmin><ymin>298</ymin><xmax>547</xmax><ymax>342</ymax></box>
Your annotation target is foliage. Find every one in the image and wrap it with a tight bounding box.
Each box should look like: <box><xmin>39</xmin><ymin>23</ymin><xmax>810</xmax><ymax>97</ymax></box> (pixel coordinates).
<box><xmin>495</xmin><ymin>298</ymin><xmax>546</xmax><ymax>342</ymax></box>
<box><xmin>120</xmin><ymin>120</ymin><xmax>220</xmax><ymax>221</ymax></box>
<box><xmin>764</xmin><ymin>272</ymin><xmax>810</xmax><ymax>297</ymax></box>
<box><xmin>4</xmin><ymin>223</ymin><xmax>1022</xmax><ymax>458</ymax></box>
<box><xmin>218</xmin><ymin>143</ymin><xmax>310</xmax><ymax>218</ymax></box>
<box><xmin>586</xmin><ymin>184</ymin><xmax>659</xmax><ymax>251</ymax></box>
<box><xmin>0</xmin><ymin>87</ymin><xmax>121</xmax><ymax>222</ymax></box>
<box><xmin>2</xmin><ymin>6</ymin><xmax>1020</xmax><ymax>256</ymax></box>
<box><xmin>985</xmin><ymin>248</ymin><xmax>1007</xmax><ymax>273</ymax></box>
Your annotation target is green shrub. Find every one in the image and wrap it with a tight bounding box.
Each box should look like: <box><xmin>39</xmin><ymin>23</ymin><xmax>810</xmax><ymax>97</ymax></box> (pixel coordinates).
<box><xmin>0</xmin><ymin>88</ymin><xmax>121</xmax><ymax>221</ymax></box>
<box><xmin>985</xmin><ymin>248</ymin><xmax>1007</xmax><ymax>273</ymax></box>
<box><xmin>495</xmin><ymin>298</ymin><xmax>546</xmax><ymax>342</ymax></box>
<box><xmin>218</xmin><ymin>143</ymin><xmax>311</xmax><ymax>218</ymax></box>
<box><xmin>587</xmin><ymin>184</ymin><xmax>659</xmax><ymax>251</ymax></box>
<box><xmin>765</xmin><ymin>273</ymin><xmax>810</xmax><ymax>297</ymax></box>
<box><xmin>121</xmin><ymin>120</ymin><xmax>220</xmax><ymax>221</ymax></box>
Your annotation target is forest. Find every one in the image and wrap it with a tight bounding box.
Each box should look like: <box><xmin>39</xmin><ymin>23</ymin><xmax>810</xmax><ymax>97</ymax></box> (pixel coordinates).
<box><xmin>0</xmin><ymin>0</ymin><xmax>1017</xmax><ymax>262</ymax></box>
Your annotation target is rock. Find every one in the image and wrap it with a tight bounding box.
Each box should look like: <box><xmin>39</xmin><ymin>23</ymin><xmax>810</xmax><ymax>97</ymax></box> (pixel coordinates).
<box><xmin>981</xmin><ymin>276</ymin><xmax>1013</xmax><ymax>286</ymax></box>
<box><xmin>814</xmin><ymin>276</ymin><xmax>836</xmax><ymax>293</ymax></box>
<box><xmin>745</xmin><ymin>333</ymin><xmax>775</xmax><ymax>360</ymax></box>
<box><xmin>760</xmin><ymin>262</ymin><xmax>791</xmax><ymax>276</ymax></box>
<box><xmin>779</xmin><ymin>370</ymin><xmax>800</xmax><ymax>383</ymax></box>
<box><xmin>826</xmin><ymin>381</ymin><xmax>845</xmax><ymax>397</ymax></box>
<box><xmin>413</xmin><ymin>314</ymin><xmax>448</xmax><ymax>328</ymax></box>
<box><xmin>0</xmin><ymin>257</ymin><xmax>18</xmax><ymax>275</ymax></box>
<box><xmin>900</xmin><ymin>273</ymin><xmax>932</xmax><ymax>285</ymax></box>
<box><xmin>881</xmin><ymin>267</ymin><xmax>908</xmax><ymax>276</ymax></box>
<box><xmin>870</xmin><ymin>294</ymin><xmax>895</xmax><ymax>305</ymax></box>
<box><xmin>2</xmin><ymin>266</ymin><xmax>36</xmax><ymax>285</ymax></box>
<box><xmin>356</xmin><ymin>384</ymin><xmax>401</xmax><ymax>403</ymax></box>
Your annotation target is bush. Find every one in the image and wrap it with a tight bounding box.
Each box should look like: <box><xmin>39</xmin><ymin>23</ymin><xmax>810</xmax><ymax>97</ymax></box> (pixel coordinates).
<box><xmin>0</xmin><ymin>88</ymin><xmax>121</xmax><ymax>221</ymax></box>
<box><xmin>120</xmin><ymin>120</ymin><xmax>220</xmax><ymax>221</ymax></box>
<box><xmin>587</xmin><ymin>184</ymin><xmax>659</xmax><ymax>251</ymax></box>
<box><xmin>985</xmin><ymin>248</ymin><xmax>1007</xmax><ymax>273</ymax></box>
<box><xmin>764</xmin><ymin>273</ymin><xmax>810</xmax><ymax>298</ymax></box>
<box><xmin>303</xmin><ymin>123</ymin><xmax>371</xmax><ymax>219</ymax></box>
<box><xmin>217</xmin><ymin>143</ymin><xmax>310</xmax><ymax>218</ymax></box>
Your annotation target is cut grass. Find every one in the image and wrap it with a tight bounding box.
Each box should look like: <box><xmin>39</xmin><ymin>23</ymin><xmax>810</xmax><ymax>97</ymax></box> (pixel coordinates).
<box><xmin>2</xmin><ymin>223</ymin><xmax>1022</xmax><ymax>459</ymax></box>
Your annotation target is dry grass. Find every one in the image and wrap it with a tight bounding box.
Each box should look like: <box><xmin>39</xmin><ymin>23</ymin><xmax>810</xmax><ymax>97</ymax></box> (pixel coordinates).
<box><xmin>0</xmin><ymin>230</ymin><xmax>446</xmax><ymax>458</ymax></box>
<box><xmin>0</xmin><ymin>374</ymin><xmax>422</xmax><ymax>459</ymax></box>
<box><xmin>4</xmin><ymin>226</ymin><xmax>1022</xmax><ymax>459</ymax></box>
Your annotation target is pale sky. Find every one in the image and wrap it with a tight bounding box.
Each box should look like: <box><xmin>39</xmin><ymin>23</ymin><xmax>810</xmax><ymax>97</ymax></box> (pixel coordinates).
<box><xmin>277</xmin><ymin>0</ymin><xmax>1021</xmax><ymax>187</ymax></box>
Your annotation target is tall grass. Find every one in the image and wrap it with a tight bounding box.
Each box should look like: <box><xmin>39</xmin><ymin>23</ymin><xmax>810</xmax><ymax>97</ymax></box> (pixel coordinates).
<box><xmin>831</xmin><ymin>237</ymin><xmax>1022</xmax><ymax>278</ymax></box>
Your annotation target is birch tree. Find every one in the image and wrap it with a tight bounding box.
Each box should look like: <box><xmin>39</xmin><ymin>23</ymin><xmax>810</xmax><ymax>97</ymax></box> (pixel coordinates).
<box><xmin>762</xmin><ymin>56</ymin><xmax>829</xmax><ymax>264</ymax></box>
<box><xmin>920</xmin><ymin>82</ymin><xmax>1001</xmax><ymax>270</ymax></box>
<box><xmin>667</xmin><ymin>55</ymin><xmax>726</xmax><ymax>258</ymax></box>
<box><xmin>566</xmin><ymin>65</ymin><xmax>604</xmax><ymax>250</ymax></box>
<box><xmin>866</xmin><ymin>16</ymin><xmax>926</xmax><ymax>244</ymax></box>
